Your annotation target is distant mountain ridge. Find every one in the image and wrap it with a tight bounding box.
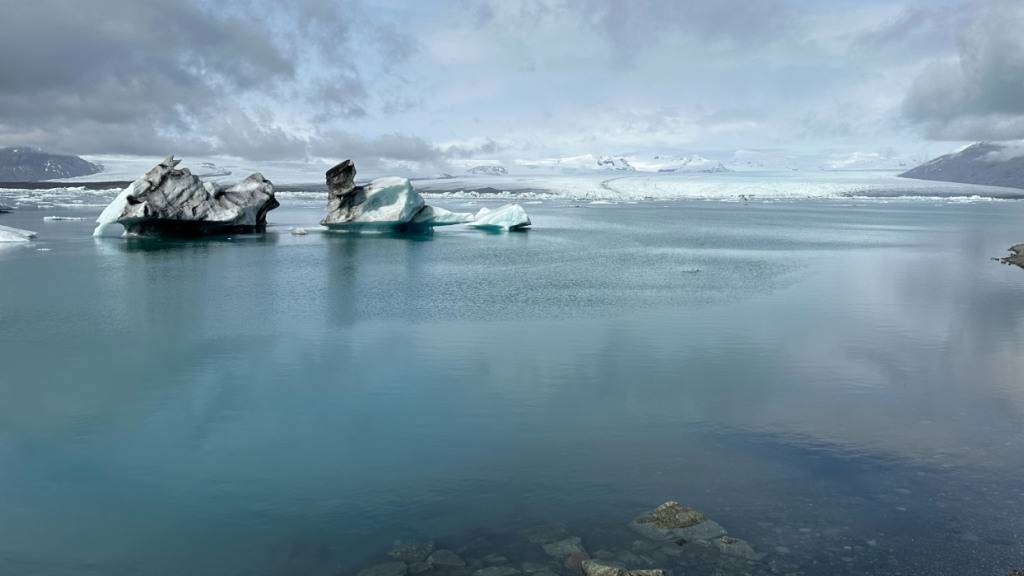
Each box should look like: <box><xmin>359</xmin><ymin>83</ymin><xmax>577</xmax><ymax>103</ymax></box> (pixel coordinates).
<box><xmin>900</xmin><ymin>143</ymin><xmax>1024</xmax><ymax>189</ymax></box>
<box><xmin>0</xmin><ymin>147</ymin><xmax>102</xmax><ymax>181</ymax></box>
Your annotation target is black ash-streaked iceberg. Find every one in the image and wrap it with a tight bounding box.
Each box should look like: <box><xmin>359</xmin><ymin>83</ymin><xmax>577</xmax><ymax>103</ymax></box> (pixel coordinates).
<box><xmin>469</xmin><ymin>204</ymin><xmax>531</xmax><ymax>230</ymax></box>
<box><xmin>93</xmin><ymin>156</ymin><xmax>279</xmax><ymax>237</ymax></box>
<box><xmin>0</xmin><ymin>224</ymin><xmax>37</xmax><ymax>242</ymax></box>
<box><xmin>320</xmin><ymin>160</ymin><xmax>473</xmax><ymax>229</ymax></box>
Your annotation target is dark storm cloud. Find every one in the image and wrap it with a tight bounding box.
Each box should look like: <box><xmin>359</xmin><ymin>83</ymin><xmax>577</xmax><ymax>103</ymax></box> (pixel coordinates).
<box><xmin>0</xmin><ymin>0</ymin><xmax>388</xmax><ymax>158</ymax></box>
<box><xmin>903</xmin><ymin>0</ymin><xmax>1024</xmax><ymax>140</ymax></box>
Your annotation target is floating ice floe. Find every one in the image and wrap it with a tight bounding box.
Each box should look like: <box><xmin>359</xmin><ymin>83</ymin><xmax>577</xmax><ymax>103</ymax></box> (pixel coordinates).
<box><xmin>43</xmin><ymin>216</ymin><xmax>85</xmax><ymax>222</ymax></box>
<box><xmin>469</xmin><ymin>204</ymin><xmax>532</xmax><ymax>230</ymax></box>
<box><xmin>0</xmin><ymin>224</ymin><xmax>37</xmax><ymax>242</ymax></box>
<box><xmin>0</xmin><ymin>203</ymin><xmax>13</xmax><ymax>213</ymax></box>
<box><xmin>93</xmin><ymin>156</ymin><xmax>279</xmax><ymax>237</ymax></box>
<box><xmin>321</xmin><ymin>160</ymin><xmax>473</xmax><ymax>230</ymax></box>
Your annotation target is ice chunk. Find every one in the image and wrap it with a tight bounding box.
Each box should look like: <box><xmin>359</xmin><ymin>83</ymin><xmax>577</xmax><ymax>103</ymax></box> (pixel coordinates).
<box><xmin>93</xmin><ymin>156</ymin><xmax>278</xmax><ymax>237</ymax></box>
<box><xmin>321</xmin><ymin>169</ymin><xmax>425</xmax><ymax>228</ymax></box>
<box><xmin>93</xmin><ymin>183</ymin><xmax>134</xmax><ymax>237</ymax></box>
<box><xmin>410</xmin><ymin>205</ymin><xmax>474</xmax><ymax>227</ymax></box>
<box><xmin>0</xmin><ymin>224</ymin><xmax>37</xmax><ymax>242</ymax></box>
<box><xmin>322</xmin><ymin>160</ymin><xmax>472</xmax><ymax>229</ymax></box>
<box><xmin>469</xmin><ymin>204</ymin><xmax>531</xmax><ymax>230</ymax></box>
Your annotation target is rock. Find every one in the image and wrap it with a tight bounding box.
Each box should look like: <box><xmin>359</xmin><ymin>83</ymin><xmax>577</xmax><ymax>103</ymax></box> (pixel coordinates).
<box><xmin>468</xmin><ymin>204</ymin><xmax>531</xmax><ymax>231</ymax></box>
<box><xmin>93</xmin><ymin>156</ymin><xmax>278</xmax><ymax>237</ymax></box>
<box><xmin>998</xmin><ymin>244</ymin><xmax>1024</xmax><ymax>269</ymax></box>
<box><xmin>1008</xmin><ymin>570</ymin><xmax>1024</xmax><ymax>576</ymax></box>
<box><xmin>428</xmin><ymin>550</ymin><xmax>466</xmax><ymax>568</ymax></box>
<box><xmin>521</xmin><ymin>524</ymin><xmax>571</xmax><ymax>545</ymax></box>
<box><xmin>580</xmin><ymin>560</ymin><xmax>664</xmax><ymax>576</ymax></box>
<box><xmin>630</xmin><ymin>502</ymin><xmax>726</xmax><ymax>542</ymax></box>
<box><xmin>712</xmin><ymin>536</ymin><xmax>759</xmax><ymax>560</ymax></box>
<box><xmin>483</xmin><ymin>554</ymin><xmax>508</xmax><ymax>565</ymax></box>
<box><xmin>542</xmin><ymin>536</ymin><xmax>586</xmax><ymax>559</ymax></box>
<box><xmin>0</xmin><ymin>224</ymin><xmax>36</xmax><ymax>242</ymax></box>
<box><xmin>409</xmin><ymin>562</ymin><xmax>433</xmax><ymax>575</ymax></box>
<box><xmin>519</xmin><ymin>562</ymin><xmax>553</xmax><ymax>573</ymax></box>
<box><xmin>390</xmin><ymin>541</ymin><xmax>435</xmax><ymax>564</ymax></box>
<box><xmin>358</xmin><ymin>562</ymin><xmax>409</xmax><ymax>576</ymax></box>
<box><xmin>564</xmin><ymin>551</ymin><xmax>590</xmax><ymax>573</ymax></box>
<box><xmin>472</xmin><ymin>567</ymin><xmax>520</xmax><ymax>576</ymax></box>
<box><xmin>592</xmin><ymin>550</ymin><xmax>616</xmax><ymax>561</ymax></box>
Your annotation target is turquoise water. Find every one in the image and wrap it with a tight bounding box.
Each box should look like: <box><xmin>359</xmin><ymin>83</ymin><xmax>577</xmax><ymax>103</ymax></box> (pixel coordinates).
<box><xmin>1</xmin><ymin>198</ymin><xmax>1023</xmax><ymax>575</ymax></box>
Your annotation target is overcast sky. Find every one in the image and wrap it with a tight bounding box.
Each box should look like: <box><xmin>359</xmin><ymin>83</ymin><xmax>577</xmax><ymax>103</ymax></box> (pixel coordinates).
<box><xmin>1</xmin><ymin>0</ymin><xmax>1022</xmax><ymax>171</ymax></box>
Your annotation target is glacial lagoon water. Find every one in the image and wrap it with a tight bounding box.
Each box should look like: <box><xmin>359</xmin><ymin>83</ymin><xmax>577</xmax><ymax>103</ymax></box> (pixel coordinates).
<box><xmin>1</xmin><ymin>196</ymin><xmax>1023</xmax><ymax>575</ymax></box>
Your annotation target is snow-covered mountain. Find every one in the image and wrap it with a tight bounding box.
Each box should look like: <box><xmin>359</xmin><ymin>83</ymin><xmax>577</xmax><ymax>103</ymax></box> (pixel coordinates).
<box><xmin>0</xmin><ymin>147</ymin><xmax>103</xmax><ymax>181</ymax></box>
<box><xmin>900</xmin><ymin>142</ymin><xmax>1024</xmax><ymax>189</ymax></box>
<box><xmin>516</xmin><ymin>154</ymin><xmax>634</xmax><ymax>172</ymax></box>
<box><xmin>515</xmin><ymin>153</ymin><xmax>729</xmax><ymax>173</ymax></box>
<box><xmin>626</xmin><ymin>154</ymin><xmax>730</xmax><ymax>173</ymax></box>
<box><xmin>467</xmin><ymin>164</ymin><xmax>508</xmax><ymax>176</ymax></box>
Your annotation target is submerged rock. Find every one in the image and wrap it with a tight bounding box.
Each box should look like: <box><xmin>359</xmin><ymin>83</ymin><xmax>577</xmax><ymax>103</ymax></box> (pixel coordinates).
<box><xmin>521</xmin><ymin>524</ymin><xmax>572</xmax><ymax>545</ymax></box>
<box><xmin>473</xmin><ymin>567</ymin><xmax>520</xmax><ymax>576</ymax></box>
<box><xmin>541</xmin><ymin>536</ymin><xmax>587</xmax><ymax>560</ymax></box>
<box><xmin>630</xmin><ymin>501</ymin><xmax>726</xmax><ymax>543</ymax></box>
<box><xmin>389</xmin><ymin>541</ymin><xmax>435</xmax><ymax>564</ymax></box>
<box><xmin>712</xmin><ymin>535</ymin><xmax>759</xmax><ymax>560</ymax></box>
<box><xmin>320</xmin><ymin>159</ymin><xmax>471</xmax><ymax>230</ymax></box>
<box><xmin>580</xmin><ymin>560</ymin><xmax>664</xmax><ymax>576</ymax></box>
<box><xmin>0</xmin><ymin>224</ymin><xmax>36</xmax><ymax>242</ymax></box>
<box><xmin>358</xmin><ymin>562</ymin><xmax>409</xmax><ymax>576</ymax></box>
<box><xmin>93</xmin><ymin>156</ymin><xmax>278</xmax><ymax>237</ymax></box>
<box><xmin>427</xmin><ymin>549</ymin><xmax>466</xmax><ymax>568</ymax></box>
<box><xmin>998</xmin><ymin>244</ymin><xmax>1024</xmax><ymax>269</ymax></box>
<box><xmin>469</xmin><ymin>204</ymin><xmax>531</xmax><ymax>231</ymax></box>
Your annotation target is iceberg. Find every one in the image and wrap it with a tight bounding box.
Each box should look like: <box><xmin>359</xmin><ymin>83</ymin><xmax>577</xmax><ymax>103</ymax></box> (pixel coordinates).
<box><xmin>0</xmin><ymin>224</ymin><xmax>37</xmax><ymax>242</ymax></box>
<box><xmin>321</xmin><ymin>159</ymin><xmax>473</xmax><ymax>229</ymax></box>
<box><xmin>410</xmin><ymin>205</ymin><xmax>474</xmax><ymax>226</ymax></box>
<box><xmin>93</xmin><ymin>156</ymin><xmax>279</xmax><ymax>237</ymax></box>
<box><xmin>469</xmin><ymin>204</ymin><xmax>531</xmax><ymax>230</ymax></box>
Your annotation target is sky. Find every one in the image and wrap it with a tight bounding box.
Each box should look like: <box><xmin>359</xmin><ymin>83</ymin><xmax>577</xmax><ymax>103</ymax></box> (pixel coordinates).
<box><xmin>0</xmin><ymin>0</ymin><xmax>1022</xmax><ymax>173</ymax></box>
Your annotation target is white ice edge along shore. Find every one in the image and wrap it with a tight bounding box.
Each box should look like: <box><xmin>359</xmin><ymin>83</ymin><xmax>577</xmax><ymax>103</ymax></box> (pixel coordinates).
<box><xmin>4</xmin><ymin>171</ymin><xmax>1024</xmax><ymax>210</ymax></box>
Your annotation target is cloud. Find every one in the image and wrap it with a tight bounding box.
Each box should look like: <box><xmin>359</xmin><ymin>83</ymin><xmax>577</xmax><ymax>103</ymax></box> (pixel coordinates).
<box><xmin>0</xmin><ymin>0</ymin><xmax>410</xmax><ymax>159</ymax></box>
<box><xmin>903</xmin><ymin>0</ymin><xmax>1024</xmax><ymax>140</ymax></box>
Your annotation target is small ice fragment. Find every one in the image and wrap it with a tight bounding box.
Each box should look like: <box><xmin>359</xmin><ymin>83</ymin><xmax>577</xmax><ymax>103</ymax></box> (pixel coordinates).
<box><xmin>0</xmin><ymin>224</ymin><xmax>37</xmax><ymax>242</ymax></box>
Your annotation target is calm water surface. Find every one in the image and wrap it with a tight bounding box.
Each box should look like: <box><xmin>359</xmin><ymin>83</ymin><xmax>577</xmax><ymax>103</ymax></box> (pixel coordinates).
<box><xmin>1</xmin><ymin>198</ymin><xmax>1023</xmax><ymax>575</ymax></box>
